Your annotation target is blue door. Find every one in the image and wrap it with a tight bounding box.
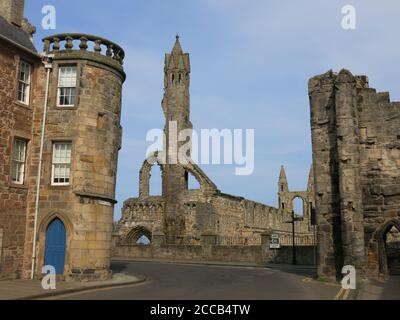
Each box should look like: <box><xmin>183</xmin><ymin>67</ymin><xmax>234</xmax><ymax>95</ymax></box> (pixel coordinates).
<box><xmin>44</xmin><ymin>218</ymin><xmax>66</xmax><ymax>275</ymax></box>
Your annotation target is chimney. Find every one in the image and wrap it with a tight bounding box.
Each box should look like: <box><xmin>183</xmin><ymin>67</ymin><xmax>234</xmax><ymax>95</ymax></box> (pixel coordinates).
<box><xmin>0</xmin><ymin>0</ymin><xmax>25</xmax><ymax>27</ymax></box>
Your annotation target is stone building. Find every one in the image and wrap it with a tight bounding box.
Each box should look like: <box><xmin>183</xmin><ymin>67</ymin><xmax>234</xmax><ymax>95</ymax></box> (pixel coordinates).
<box><xmin>117</xmin><ymin>38</ymin><xmax>315</xmax><ymax>249</ymax></box>
<box><xmin>309</xmin><ymin>69</ymin><xmax>400</xmax><ymax>279</ymax></box>
<box><xmin>0</xmin><ymin>0</ymin><xmax>38</xmax><ymax>280</ymax></box>
<box><xmin>0</xmin><ymin>0</ymin><xmax>125</xmax><ymax>280</ymax></box>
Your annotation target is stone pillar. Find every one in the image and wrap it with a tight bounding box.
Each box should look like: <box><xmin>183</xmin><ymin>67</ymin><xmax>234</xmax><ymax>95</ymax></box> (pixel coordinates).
<box><xmin>309</xmin><ymin>70</ymin><xmax>344</xmax><ymax>280</ymax></box>
<box><xmin>309</xmin><ymin>69</ymin><xmax>367</xmax><ymax>280</ymax></box>
<box><xmin>335</xmin><ymin>70</ymin><xmax>366</xmax><ymax>273</ymax></box>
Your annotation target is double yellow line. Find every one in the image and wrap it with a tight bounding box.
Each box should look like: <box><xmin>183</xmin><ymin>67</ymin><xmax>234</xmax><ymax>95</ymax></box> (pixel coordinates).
<box><xmin>334</xmin><ymin>287</ymin><xmax>350</xmax><ymax>300</ymax></box>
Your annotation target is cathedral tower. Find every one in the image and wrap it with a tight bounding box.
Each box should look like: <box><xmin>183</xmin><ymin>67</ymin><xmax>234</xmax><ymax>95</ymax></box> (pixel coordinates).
<box><xmin>162</xmin><ymin>36</ymin><xmax>193</xmax><ymax>240</ymax></box>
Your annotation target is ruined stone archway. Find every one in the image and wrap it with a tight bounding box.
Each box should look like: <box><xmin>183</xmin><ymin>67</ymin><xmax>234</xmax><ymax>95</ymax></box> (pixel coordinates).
<box><xmin>125</xmin><ymin>226</ymin><xmax>152</xmax><ymax>244</ymax></box>
<box><xmin>374</xmin><ymin>218</ymin><xmax>400</xmax><ymax>276</ymax></box>
<box><xmin>139</xmin><ymin>152</ymin><xmax>218</xmax><ymax>197</ymax></box>
<box><xmin>291</xmin><ymin>196</ymin><xmax>306</xmax><ymax>218</ymax></box>
<box><xmin>181</xmin><ymin>161</ymin><xmax>218</xmax><ymax>195</ymax></box>
<box><xmin>139</xmin><ymin>152</ymin><xmax>165</xmax><ymax>198</ymax></box>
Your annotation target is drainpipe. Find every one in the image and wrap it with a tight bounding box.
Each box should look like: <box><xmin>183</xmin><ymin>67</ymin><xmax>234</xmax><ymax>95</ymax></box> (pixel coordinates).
<box><xmin>31</xmin><ymin>54</ymin><xmax>53</xmax><ymax>280</ymax></box>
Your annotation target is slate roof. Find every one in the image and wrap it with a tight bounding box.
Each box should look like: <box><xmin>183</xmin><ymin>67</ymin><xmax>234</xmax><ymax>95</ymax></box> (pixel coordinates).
<box><xmin>0</xmin><ymin>15</ymin><xmax>37</xmax><ymax>53</ymax></box>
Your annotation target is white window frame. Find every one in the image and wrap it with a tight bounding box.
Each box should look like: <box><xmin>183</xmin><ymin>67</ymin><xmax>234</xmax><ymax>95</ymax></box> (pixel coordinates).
<box><xmin>51</xmin><ymin>142</ymin><xmax>72</xmax><ymax>186</ymax></box>
<box><xmin>57</xmin><ymin>66</ymin><xmax>77</xmax><ymax>107</ymax></box>
<box><xmin>11</xmin><ymin>139</ymin><xmax>27</xmax><ymax>185</ymax></box>
<box><xmin>17</xmin><ymin>61</ymin><xmax>31</xmax><ymax>105</ymax></box>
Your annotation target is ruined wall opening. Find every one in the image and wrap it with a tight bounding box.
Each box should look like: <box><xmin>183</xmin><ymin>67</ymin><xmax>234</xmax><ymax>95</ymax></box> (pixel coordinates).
<box><xmin>136</xmin><ymin>235</ymin><xmax>151</xmax><ymax>245</ymax></box>
<box><xmin>126</xmin><ymin>226</ymin><xmax>152</xmax><ymax>245</ymax></box>
<box><xmin>292</xmin><ymin>197</ymin><xmax>305</xmax><ymax>219</ymax></box>
<box><xmin>385</xmin><ymin>225</ymin><xmax>400</xmax><ymax>275</ymax></box>
<box><xmin>185</xmin><ymin>170</ymin><xmax>200</xmax><ymax>190</ymax></box>
<box><xmin>149</xmin><ymin>165</ymin><xmax>162</xmax><ymax>196</ymax></box>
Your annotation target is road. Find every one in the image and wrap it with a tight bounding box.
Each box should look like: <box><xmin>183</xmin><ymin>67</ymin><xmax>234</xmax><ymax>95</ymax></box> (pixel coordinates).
<box><xmin>53</xmin><ymin>260</ymin><xmax>341</xmax><ymax>300</ymax></box>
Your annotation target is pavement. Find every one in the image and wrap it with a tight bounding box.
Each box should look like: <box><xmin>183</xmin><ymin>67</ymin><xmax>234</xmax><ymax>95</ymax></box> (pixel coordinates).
<box><xmin>0</xmin><ymin>272</ymin><xmax>145</xmax><ymax>300</ymax></box>
<box><xmin>356</xmin><ymin>275</ymin><xmax>400</xmax><ymax>300</ymax></box>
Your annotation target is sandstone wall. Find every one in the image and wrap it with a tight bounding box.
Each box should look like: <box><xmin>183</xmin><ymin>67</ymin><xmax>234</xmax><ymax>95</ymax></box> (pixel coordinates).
<box><xmin>309</xmin><ymin>69</ymin><xmax>400</xmax><ymax>278</ymax></box>
<box><xmin>22</xmin><ymin>48</ymin><xmax>125</xmax><ymax>280</ymax></box>
<box><xmin>0</xmin><ymin>40</ymin><xmax>40</xmax><ymax>280</ymax></box>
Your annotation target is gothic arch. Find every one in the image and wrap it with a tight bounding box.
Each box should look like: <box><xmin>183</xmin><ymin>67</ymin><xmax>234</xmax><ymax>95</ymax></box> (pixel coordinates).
<box><xmin>372</xmin><ymin>218</ymin><xmax>400</xmax><ymax>276</ymax></box>
<box><xmin>39</xmin><ymin>210</ymin><xmax>73</xmax><ymax>236</ymax></box>
<box><xmin>37</xmin><ymin>210</ymin><xmax>73</xmax><ymax>276</ymax></box>
<box><xmin>182</xmin><ymin>161</ymin><xmax>217</xmax><ymax>195</ymax></box>
<box><xmin>139</xmin><ymin>152</ymin><xmax>165</xmax><ymax>198</ymax></box>
<box><xmin>290</xmin><ymin>195</ymin><xmax>305</xmax><ymax>216</ymax></box>
<box><xmin>125</xmin><ymin>226</ymin><xmax>152</xmax><ymax>244</ymax></box>
<box><xmin>139</xmin><ymin>153</ymin><xmax>218</xmax><ymax>197</ymax></box>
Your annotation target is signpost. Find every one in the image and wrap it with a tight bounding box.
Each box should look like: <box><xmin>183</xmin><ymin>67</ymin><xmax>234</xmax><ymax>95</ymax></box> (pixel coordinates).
<box><xmin>284</xmin><ymin>210</ymin><xmax>302</xmax><ymax>265</ymax></box>
<box><xmin>269</xmin><ymin>234</ymin><xmax>280</xmax><ymax>249</ymax></box>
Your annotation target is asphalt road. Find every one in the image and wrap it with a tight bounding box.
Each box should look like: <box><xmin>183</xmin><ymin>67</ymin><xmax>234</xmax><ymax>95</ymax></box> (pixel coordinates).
<box><xmin>54</xmin><ymin>261</ymin><xmax>341</xmax><ymax>300</ymax></box>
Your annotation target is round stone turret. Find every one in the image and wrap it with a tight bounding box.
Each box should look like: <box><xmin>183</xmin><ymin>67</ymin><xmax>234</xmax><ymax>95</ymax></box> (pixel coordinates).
<box><xmin>33</xmin><ymin>33</ymin><xmax>125</xmax><ymax>280</ymax></box>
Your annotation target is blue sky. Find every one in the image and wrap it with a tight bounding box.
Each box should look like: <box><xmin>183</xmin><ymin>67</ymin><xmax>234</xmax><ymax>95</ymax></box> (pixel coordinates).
<box><xmin>25</xmin><ymin>1</ymin><xmax>400</xmax><ymax>219</ymax></box>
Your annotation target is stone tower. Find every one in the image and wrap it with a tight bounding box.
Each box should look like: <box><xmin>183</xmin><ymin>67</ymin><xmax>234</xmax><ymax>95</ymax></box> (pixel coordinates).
<box><xmin>309</xmin><ymin>70</ymin><xmax>367</xmax><ymax>279</ymax></box>
<box><xmin>277</xmin><ymin>165</ymin><xmax>315</xmax><ymax>227</ymax></box>
<box><xmin>23</xmin><ymin>34</ymin><xmax>126</xmax><ymax>280</ymax></box>
<box><xmin>162</xmin><ymin>36</ymin><xmax>193</xmax><ymax>240</ymax></box>
<box><xmin>278</xmin><ymin>166</ymin><xmax>289</xmax><ymax>211</ymax></box>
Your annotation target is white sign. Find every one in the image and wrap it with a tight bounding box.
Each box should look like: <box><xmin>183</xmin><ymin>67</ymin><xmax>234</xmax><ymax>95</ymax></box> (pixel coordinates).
<box><xmin>270</xmin><ymin>234</ymin><xmax>280</xmax><ymax>249</ymax></box>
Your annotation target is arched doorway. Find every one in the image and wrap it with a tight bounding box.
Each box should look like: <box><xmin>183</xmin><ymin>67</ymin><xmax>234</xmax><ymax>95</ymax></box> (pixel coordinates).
<box><xmin>126</xmin><ymin>226</ymin><xmax>152</xmax><ymax>245</ymax></box>
<box><xmin>44</xmin><ymin>218</ymin><xmax>66</xmax><ymax>275</ymax></box>
<box><xmin>377</xmin><ymin>219</ymin><xmax>400</xmax><ymax>276</ymax></box>
<box><xmin>385</xmin><ymin>225</ymin><xmax>400</xmax><ymax>275</ymax></box>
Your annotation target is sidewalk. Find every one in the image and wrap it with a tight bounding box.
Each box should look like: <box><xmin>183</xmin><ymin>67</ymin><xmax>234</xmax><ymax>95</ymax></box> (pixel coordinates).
<box><xmin>0</xmin><ymin>273</ymin><xmax>145</xmax><ymax>300</ymax></box>
<box><xmin>357</xmin><ymin>276</ymin><xmax>400</xmax><ymax>300</ymax></box>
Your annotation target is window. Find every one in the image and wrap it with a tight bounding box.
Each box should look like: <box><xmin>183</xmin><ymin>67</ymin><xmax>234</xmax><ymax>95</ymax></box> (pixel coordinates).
<box><xmin>57</xmin><ymin>66</ymin><xmax>77</xmax><ymax>106</ymax></box>
<box><xmin>51</xmin><ymin>142</ymin><xmax>72</xmax><ymax>185</ymax></box>
<box><xmin>17</xmin><ymin>61</ymin><xmax>31</xmax><ymax>104</ymax></box>
<box><xmin>12</xmin><ymin>139</ymin><xmax>27</xmax><ymax>184</ymax></box>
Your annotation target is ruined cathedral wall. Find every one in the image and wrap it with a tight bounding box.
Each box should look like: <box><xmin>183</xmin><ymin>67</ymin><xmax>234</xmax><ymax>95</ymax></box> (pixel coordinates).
<box><xmin>356</xmin><ymin>87</ymin><xmax>400</xmax><ymax>273</ymax></box>
<box><xmin>357</xmin><ymin>91</ymin><xmax>400</xmax><ymax>236</ymax></box>
<box><xmin>209</xmin><ymin>194</ymin><xmax>246</xmax><ymax>237</ymax></box>
<box><xmin>309</xmin><ymin>69</ymin><xmax>400</xmax><ymax>278</ymax></box>
<box><xmin>207</xmin><ymin>193</ymin><xmax>307</xmax><ymax>238</ymax></box>
<box><xmin>118</xmin><ymin>196</ymin><xmax>164</xmax><ymax>238</ymax></box>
